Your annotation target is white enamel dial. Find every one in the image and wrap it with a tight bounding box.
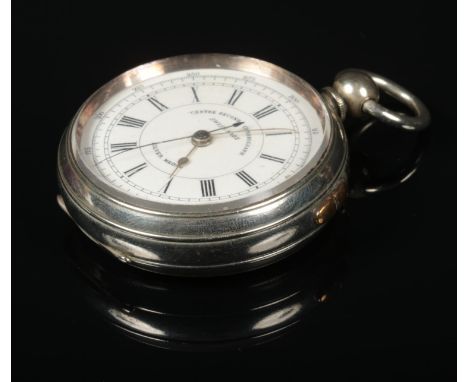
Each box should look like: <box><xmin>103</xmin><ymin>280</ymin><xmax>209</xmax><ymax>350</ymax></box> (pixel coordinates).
<box><xmin>72</xmin><ymin>67</ymin><xmax>329</xmax><ymax>207</ymax></box>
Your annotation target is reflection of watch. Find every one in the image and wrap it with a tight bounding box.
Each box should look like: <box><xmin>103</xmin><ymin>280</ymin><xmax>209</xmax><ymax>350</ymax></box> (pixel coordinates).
<box><xmin>68</xmin><ymin>220</ymin><xmax>347</xmax><ymax>350</ymax></box>
<box><xmin>57</xmin><ymin>54</ymin><xmax>430</xmax><ymax>276</ymax></box>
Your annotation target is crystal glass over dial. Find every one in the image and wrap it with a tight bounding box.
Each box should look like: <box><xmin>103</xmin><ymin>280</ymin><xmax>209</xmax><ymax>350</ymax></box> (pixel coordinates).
<box><xmin>71</xmin><ymin>64</ymin><xmax>331</xmax><ymax>212</ymax></box>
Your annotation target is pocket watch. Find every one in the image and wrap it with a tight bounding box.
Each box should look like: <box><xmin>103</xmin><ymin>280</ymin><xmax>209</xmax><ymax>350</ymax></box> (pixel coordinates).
<box><xmin>57</xmin><ymin>54</ymin><xmax>430</xmax><ymax>276</ymax></box>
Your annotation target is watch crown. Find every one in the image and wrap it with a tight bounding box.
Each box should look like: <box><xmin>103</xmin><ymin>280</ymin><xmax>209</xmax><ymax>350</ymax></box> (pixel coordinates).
<box><xmin>332</xmin><ymin>70</ymin><xmax>379</xmax><ymax>118</ymax></box>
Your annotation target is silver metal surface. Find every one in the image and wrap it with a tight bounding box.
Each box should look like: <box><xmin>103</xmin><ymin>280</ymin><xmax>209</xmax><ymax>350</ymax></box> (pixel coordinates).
<box><xmin>191</xmin><ymin>130</ymin><xmax>212</xmax><ymax>147</ymax></box>
<box><xmin>333</xmin><ymin>70</ymin><xmax>379</xmax><ymax>118</ymax></box>
<box><xmin>333</xmin><ymin>69</ymin><xmax>430</xmax><ymax>131</ymax></box>
<box><xmin>321</xmin><ymin>86</ymin><xmax>347</xmax><ymax>120</ymax></box>
<box><xmin>57</xmin><ymin>54</ymin><xmax>349</xmax><ymax>276</ymax></box>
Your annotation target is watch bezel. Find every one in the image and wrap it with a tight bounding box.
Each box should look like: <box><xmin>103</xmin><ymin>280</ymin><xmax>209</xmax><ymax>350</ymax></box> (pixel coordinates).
<box><xmin>64</xmin><ymin>53</ymin><xmax>332</xmax><ymax>215</ymax></box>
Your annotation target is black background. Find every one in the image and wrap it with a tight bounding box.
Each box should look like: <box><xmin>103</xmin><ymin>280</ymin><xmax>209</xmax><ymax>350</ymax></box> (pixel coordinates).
<box><xmin>13</xmin><ymin>1</ymin><xmax>456</xmax><ymax>381</ymax></box>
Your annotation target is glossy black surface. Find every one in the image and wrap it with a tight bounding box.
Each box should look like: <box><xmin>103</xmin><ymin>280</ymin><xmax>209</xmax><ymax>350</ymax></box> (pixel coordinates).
<box><xmin>13</xmin><ymin>2</ymin><xmax>455</xmax><ymax>380</ymax></box>
<box><xmin>69</xmin><ymin>221</ymin><xmax>347</xmax><ymax>350</ymax></box>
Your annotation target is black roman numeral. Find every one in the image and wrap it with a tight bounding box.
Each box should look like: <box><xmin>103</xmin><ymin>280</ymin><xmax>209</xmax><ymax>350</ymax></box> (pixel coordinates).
<box><xmin>265</xmin><ymin>131</ymin><xmax>293</xmax><ymax>136</ymax></box>
<box><xmin>110</xmin><ymin>142</ymin><xmax>138</xmax><ymax>153</ymax></box>
<box><xmin>162</xmin><ymin>178</ymin><xmax>173</xmax><ymax>193</ymax></box>
<box><xmin>147</xmin><ymin>97</ymin><xmax>168</xmax><ymax>111</ymax></box>
<box><xmin>236</xmin><ymin>171</ymin><xmax>257</xmax><ymax>187</ymax></box>
<box><xmin>200</xmin><ymin>179</ymin><xmax>216</xmax><ymax>197</ymax></box>
<box><xmin>253</xmin><ymin>105</ymin><xmax>278</xmax><ymax>119</ymax></box>
<box><xmin>191</xmin><ymin>87</ymin><xmax>200</xmax><ymax>102</ymax></box>
<box><xmin>117</xmin><ymin>116</ymin><xmax>146</xmax><ymax>128</ymax></box>
<box><xmin>124</xmin><ymin>163</ymin><xmax>147</xmax><ymax>177</ymax></box>
<box><xmin>227</xmin><ymin>90</ymin><xmax>243</xmax><ymax>105</ymax></box>
<box><xmin>259</xmin><ymin>153</ymin><xmax>285</xmax><ymax>164</ymax></box>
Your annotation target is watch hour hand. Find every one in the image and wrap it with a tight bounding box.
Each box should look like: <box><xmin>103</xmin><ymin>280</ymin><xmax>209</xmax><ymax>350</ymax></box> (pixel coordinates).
<box><xmin>160</xmin><ymin>145</ymin><xmax>197</xmax><ymax>193</ymax></box>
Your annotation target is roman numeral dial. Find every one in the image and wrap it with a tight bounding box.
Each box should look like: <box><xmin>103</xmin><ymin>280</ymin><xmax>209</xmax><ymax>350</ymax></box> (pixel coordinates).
<box><xmin>118</xmin><ymin>116</ymin><xmax>146</xmax><ymax>128</ymax></box>
<box><xmin>147</xmin><ymin>97</ymin><xmax>169</xmax><ymax>111</ymax></box>
<box><xmin>265</xmin><ymin>131</ymin><xmax>293</xmax><ymax>136</ymax></box>
<box><xmin>201</xmin><ymin>179</ymin><xmax>216</xmax><ymax>197</ymax></box>
<box><xmin>236</xmin><ymin>171</ymin><xmax>257</xmax><ymax>187</ymax></box>
<box><xmin>110</xmin><ymin>142</ymin><xmax>137</xmax><ymax>153</ymax></box>
<box><xmin>191</xmin><ymin>87</ymin><xmax>200</xmax><ymax>102</ymax></box>
<box><xmin>227</xmin><ymin>90</ymin><xmax>243</xmax><ymax>105</ymax></box>
<box><xmin>162</xmin><ymin>178</ymin><xmax>173</xmax><ymax>193</ymax></box>
<box><xmin>253</xmin><ymin>105</ymin><xmax>278</xmax><ymax>119</ymax></box>
<box><xmin>260</xmin><ymin>154</ymin><xmax>286</xmax><ymax>164</ymax></box>
<box><xmin>124</xmin><ymin>163</ymin><xmax>147</xmax><ymax>177</ymax></box>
